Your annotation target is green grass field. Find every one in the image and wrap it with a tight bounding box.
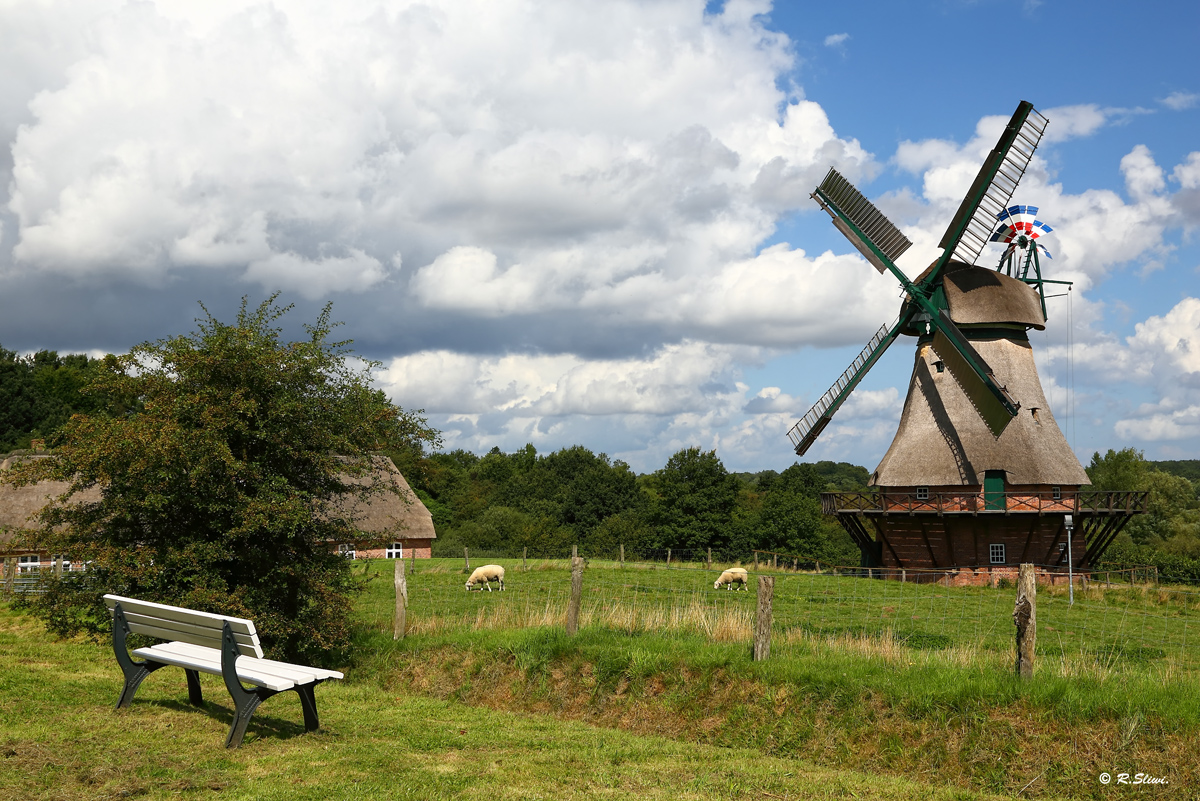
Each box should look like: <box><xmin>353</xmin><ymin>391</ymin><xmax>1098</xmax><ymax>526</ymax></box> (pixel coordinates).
<box><xmin>357</xmin><ymin>557</ymin><xmax>1200</xmax><ymax>669</ymax></box>
<box><xmin>3</xmin><ymin>558</ymin><xmax>1198</xmax><ymax>799</ymax></box>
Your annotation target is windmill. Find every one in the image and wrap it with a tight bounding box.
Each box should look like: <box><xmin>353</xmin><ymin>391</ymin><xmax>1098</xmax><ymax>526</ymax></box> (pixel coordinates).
<box><xmin>789</xmin><ymin>101</ymin><xmax>1143</xmax><ymax>579</ymax></box>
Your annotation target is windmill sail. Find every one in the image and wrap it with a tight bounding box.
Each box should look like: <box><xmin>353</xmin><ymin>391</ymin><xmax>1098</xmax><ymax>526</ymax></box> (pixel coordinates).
<box><xmin>937</xmin><ymin>101</ymin><xmax>1048</xmax><ymax>268</ymax></box>
<box><xmin>788</xmin><ymin>314</ymin><xmax>905</xmax><ymax>455</ymax></box>
<box><xmin>814</xmin><ymin>168</ymin><xmax>912</xmax><ymax>274</ymax></box>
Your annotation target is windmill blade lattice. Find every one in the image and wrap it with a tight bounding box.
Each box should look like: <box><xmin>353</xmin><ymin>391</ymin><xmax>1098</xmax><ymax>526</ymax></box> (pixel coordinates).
<box><xmin>938</xmin><ymin>103</ymin><xmax>1049</xmax><ymax>267</ymax></box>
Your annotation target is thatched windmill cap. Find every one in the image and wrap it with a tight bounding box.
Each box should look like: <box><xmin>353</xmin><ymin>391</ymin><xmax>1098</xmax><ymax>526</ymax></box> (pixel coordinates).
<box><xmin>942</xmin><ymin>262</ymin><xmax>1046</xmax><ymax>329</ymax></box>
<box><xmin>901</xmin><ymin>261</ymin><xmax>1046</xmax><ymax>335</ymax></box>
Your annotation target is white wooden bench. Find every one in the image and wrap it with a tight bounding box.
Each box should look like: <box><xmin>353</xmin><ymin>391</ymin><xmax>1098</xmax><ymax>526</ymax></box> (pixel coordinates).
<box><xmin>104</xmin><ymin>594</ymin><xmax>343</xmax><ymax>748</ymax></box>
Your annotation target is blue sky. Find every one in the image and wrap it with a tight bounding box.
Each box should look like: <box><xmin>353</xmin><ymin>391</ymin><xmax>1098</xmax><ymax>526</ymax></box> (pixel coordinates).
<box><xmin>0</xmin><ymin>0</ymin><xmax>1197</xmax><ymax>474</ymax></box>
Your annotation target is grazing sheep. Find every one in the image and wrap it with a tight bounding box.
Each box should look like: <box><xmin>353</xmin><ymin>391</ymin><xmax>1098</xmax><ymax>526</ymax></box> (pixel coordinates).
<box><xmin>465</xmin><ymin>564</ymin><xmax>506</xmax><ymax>592</ymax></box>
<box><xmin>713</xmin><ymin>567</ymin><xmax>749</xmax><ymax>591</ymax></box>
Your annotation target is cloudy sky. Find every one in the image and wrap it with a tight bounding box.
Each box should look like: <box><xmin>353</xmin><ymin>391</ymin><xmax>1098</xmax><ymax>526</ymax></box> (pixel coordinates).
<box><xmin>2</xmin><ymin>0</ymin><xmax>1197</xmax><ymax>473</ymax></box>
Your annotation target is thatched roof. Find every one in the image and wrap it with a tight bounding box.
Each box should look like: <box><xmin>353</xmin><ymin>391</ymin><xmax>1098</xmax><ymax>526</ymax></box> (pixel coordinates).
<box><xmin>872</xmin><ymin>334</ymin><xmax>1089</xmax><ymax>487</ymax></box>
<box><xmin>324</xmin><ymin>456</ymin><xmax>436</xmax><ymax>541</ymax></box>
<box><xmin>1</xmin><ymin>454</ymin><xmax>435</xmax><ymax>547</ymax></box>
<box><xmin>942</xmin><ymin>263</ymin><xmax>1046</xmax><ymax>330</ymax></box>
<box><xmin>902</xmin><ymin>262</ymin><xmax>1046</xmax><ymax>335</ymax></box>
<box><xmin>0</xmin><ymin>455</ymin><xmax>102</xmax><ymax>546</ymax></box>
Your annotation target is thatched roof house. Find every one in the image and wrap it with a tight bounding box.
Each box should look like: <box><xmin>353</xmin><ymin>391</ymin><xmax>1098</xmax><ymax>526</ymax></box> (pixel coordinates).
<box><xmin>0</xmin><ymin>454</ymin><xmax>435</xmax><ymax>560</ymax></box>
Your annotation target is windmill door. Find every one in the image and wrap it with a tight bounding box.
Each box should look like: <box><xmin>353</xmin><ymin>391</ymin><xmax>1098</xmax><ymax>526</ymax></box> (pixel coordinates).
<box><xmin>984</xmin><ymin>471</ymin><xmax>1006</xmax><ymax>511</ymax></box>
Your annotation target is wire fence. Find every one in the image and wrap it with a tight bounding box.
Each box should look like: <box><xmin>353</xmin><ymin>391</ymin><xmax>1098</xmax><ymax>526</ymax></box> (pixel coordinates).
<box><xmin>354</xmin><ymin>556</ymin><xmax>1200</xmax><ymax>669</ymax></box>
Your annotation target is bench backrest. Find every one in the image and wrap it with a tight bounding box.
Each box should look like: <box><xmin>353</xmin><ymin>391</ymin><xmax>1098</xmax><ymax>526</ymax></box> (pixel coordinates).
<box><xmin>103</xmin><ymin>594</ymin><xmax>264</xmax><ymax>659</ymax></box>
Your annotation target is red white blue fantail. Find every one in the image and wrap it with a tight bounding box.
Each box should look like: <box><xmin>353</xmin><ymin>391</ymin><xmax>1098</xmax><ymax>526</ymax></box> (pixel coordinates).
<box><xmin>990</xmin><ymin>205</ymin><xmax>1053</xmax><ymax>258</ymax></box>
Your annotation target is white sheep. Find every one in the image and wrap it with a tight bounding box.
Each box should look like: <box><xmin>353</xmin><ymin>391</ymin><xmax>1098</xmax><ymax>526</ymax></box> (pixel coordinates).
<box><xmin>465</xmin><ymin>564</ymin><xmax>506</xmax><ymax>592</ymax></box>
<box><xmin>713</xmin><ymin>567</ymin><xmax>749</xmax><ymax>591</ymax></box>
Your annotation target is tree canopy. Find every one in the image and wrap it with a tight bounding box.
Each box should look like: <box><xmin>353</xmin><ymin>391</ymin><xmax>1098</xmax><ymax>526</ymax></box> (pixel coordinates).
<box><xmin>5</xmin><ymin>298</ymin><xmax>439</xmax><ymax>663</ymax></box>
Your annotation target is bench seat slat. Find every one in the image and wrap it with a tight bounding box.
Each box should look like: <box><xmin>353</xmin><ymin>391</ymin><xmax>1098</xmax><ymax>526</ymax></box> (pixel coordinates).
<box><xmin>133</xmin><ymin>644</ymin><xmax>296</xmax><ymax>692</ymax></box>
<box><xmin>162</xmin><ymin>641</ymin><xmax>344</xmax><ymax>681</ymax></box>
<box><xmin>154</xmin><ymin>641</ymin><xmax>333</xmax><ymax>685</ymax></box>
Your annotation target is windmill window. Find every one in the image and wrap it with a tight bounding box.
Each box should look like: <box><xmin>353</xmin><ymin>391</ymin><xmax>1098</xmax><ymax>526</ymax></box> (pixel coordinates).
<box><xmin>1052</xmin><ymin>486</ymin><xmax>1062</xmax><ymax>500</ymax></box>
<box><xmin>933</xmin><ymin>360</ymin><xmax>945</xmax><ymax>373</ymax></box>
<box><xmin>1031</xmin><ymin>407</ymin><xmax>1042</xmax><ymax>425</ymax></box>
<box><xmin>338</xmin><ymin>543</ymin><xmax>356</xmax><ymax>560</ymax></box>
<box><xmin>989</xmin><ymin>544</ymin><xmax>1006</xmax><ymax>565</ymax></box>
<box><xmin>916</xmin><ymin>487</ymin><xmax>929</xmax><ymax>500</ymax></box>
<box><xmin>385</xmin><ymin>542</ymin><xmax>404</xmax><ymax>559</ymax></box>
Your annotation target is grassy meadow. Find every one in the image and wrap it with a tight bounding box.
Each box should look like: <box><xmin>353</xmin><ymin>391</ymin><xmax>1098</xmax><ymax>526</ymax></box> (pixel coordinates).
<box><xmin>3</xmin><ymin>557</ymin><xmax>1199</xmax><ymax>799</ymax></box>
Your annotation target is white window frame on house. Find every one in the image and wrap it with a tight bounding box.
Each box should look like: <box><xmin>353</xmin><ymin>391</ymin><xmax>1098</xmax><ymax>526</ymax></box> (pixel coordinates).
<box><xmin>51</xmin><ymin>554</ymin><xmax>71</xmax><ymax>571</ymax></box>
<box><xmin>916</xmin><ymin>487</ymin><xmax>929</xmax><ymax>500</ymax></box>
<box><xmin>989</xmin><ymin>543</ymin><xmax>1006</xmax><ymax>565</ymax></box>
<box><xmin>385</xmin><ymin>543</ymin><xmax>404</xmax><ymax>559</ymax></box>
<box><xmin>1052</xmin><ymin>486</ymin><xmax>1062</xmax><ymax>500</ymax></box>
<box><xmin>18</xmin><ymin>555</ymin><xmax>40</xmax><ymax>573</ymax></box>
<box><xmin>337</xmin><ymin>543</ymin><xmax>356</xmax><ymax>560</ymax></box>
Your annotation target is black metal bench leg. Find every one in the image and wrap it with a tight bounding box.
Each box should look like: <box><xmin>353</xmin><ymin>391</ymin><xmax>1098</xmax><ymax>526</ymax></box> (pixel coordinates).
<box><xmin>293</xmin><ymin>682</ymin><xmax>321</xmax><ymax>732</ymax></box>
<box><xmin>226</xmin><ymin>690</ymin><xmax>270</xmax><ymax>749</ymax></box>
<box><xmin>112</xmin><ymin>603</ymin><xmax>166</xmax><ymax>709</ymax></box>
<box><xmin>185</xmin><ymin>669</ymin><xmax>204</xmax><ymax>707</ymax></box>
<box><xmin>220</xmin><ymin>621</ymin><xmax>279</xmax><ymax>748</ymax></box>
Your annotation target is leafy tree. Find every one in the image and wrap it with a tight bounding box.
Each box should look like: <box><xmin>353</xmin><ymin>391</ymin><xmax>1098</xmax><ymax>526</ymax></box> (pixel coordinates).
<box><xmin>5</xmin><ymin>298</ymin><xmax>439</xmax><ymax>663</ymax></box>
<box><xmin>644</xmin><ymin>447</ymin><xmax>740</xmax><ymax>554</ymax></box>
<box><xmin>0</xmin><ymin>348</ymin><xmax>112</xmax><ymax>451</ymax></box>
<box><xmin>1088</xmin><ymin>448</ymin><xmax>1200</xmax><ymax>552</ymax></box>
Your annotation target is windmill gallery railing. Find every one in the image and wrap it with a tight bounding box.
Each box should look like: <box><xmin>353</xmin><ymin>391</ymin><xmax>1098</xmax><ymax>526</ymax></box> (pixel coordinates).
<box><xmin>821</xmin><ymin>490</ymin><xmax>1148</xmax><ymax>516</ymax></box>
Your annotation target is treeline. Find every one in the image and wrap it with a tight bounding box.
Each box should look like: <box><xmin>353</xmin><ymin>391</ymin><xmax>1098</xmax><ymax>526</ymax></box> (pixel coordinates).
<box><xmin>1090</xmin><ymin>449</ymin><xmax>1200</xmax><ymax>579</ymax></box>
<box><xmin>0</xmin><ymin>348</ymin><xmax>114</xmax><ymax>452</ymax></box>
<box><xmin>388</xmin><ymin>444</ymin><xmax>867</xmax><ymax>564</ymax></box>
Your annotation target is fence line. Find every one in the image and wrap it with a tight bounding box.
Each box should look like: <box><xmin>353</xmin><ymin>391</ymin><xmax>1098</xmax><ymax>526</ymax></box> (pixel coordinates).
<box><xmin>343</xmin><ymin>557</ymin><xmax>1200</xmax><ymax>669</ymax></box>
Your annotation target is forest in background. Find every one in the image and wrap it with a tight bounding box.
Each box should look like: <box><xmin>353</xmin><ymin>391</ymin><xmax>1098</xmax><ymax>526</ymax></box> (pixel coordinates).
<box><xmin>3</xmin><ymin>345</ymin><xmax>1198</xmax><ymax>572</ymax></box>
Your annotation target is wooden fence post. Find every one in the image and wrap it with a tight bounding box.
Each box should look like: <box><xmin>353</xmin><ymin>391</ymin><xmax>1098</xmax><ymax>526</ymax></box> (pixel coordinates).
<box><xmin>4</xmin><ymin>557</ymin><xmax>14</xmax><ymax>595</ymax></box>
<box><xmin>464</xmin><ymin>547</ymin><xmax>470</xmax><ymax>572</ymax></box>
<box><xmin>566</xmin><ymin>556</ymin><xmax>584</xmax><ymax>635</ymax></box>
<box><xmin>523</xmin><ymin>546</ymin><xmax>528</xmax><ymax>572</ymax></box>
<box><xmin>1013</xmin><ymin>563</ymin><xmax>1036</xmax><ymax>679</ymax></box>
<box><xmin>666</xmin><ymin>548</ymin><xmax>671</xmax><ymax>568</ymax></box>
<box><xmin>815</xmin><ymin>560</ymin><xmax>820</xmax><ymax>574</ymax></box>
<box><xmin>773</xmin><ymin>553</ymin><xmax>777</xmax><ymax>570</ymax></box>
<box><xmin>572</xmin><ymin>544</ymin><xmax>578</xmax><ymax>559</ymax></box>
<box><xmin>753</xmin><ymin>575</ymin><xmax>774</xmax><ymax>661</ymax></box>
<box><xmin>754</xmin><ymin>552</ymin><xmax>759</xmax><ymax>571</ymax></box>
<box><xmin>620</xmin><ymin>544</ymin><xmax>624</xmax><ymax>569</ymax></box>
<box><xmin>409</xmin><ymin>547</ymin><xmax>415</xmax><ymax>576</ymax></box>
<box><xmin>394</xmin><ymin>560</ymin><xmax>408</xmax><ymax>640</ymax></box>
